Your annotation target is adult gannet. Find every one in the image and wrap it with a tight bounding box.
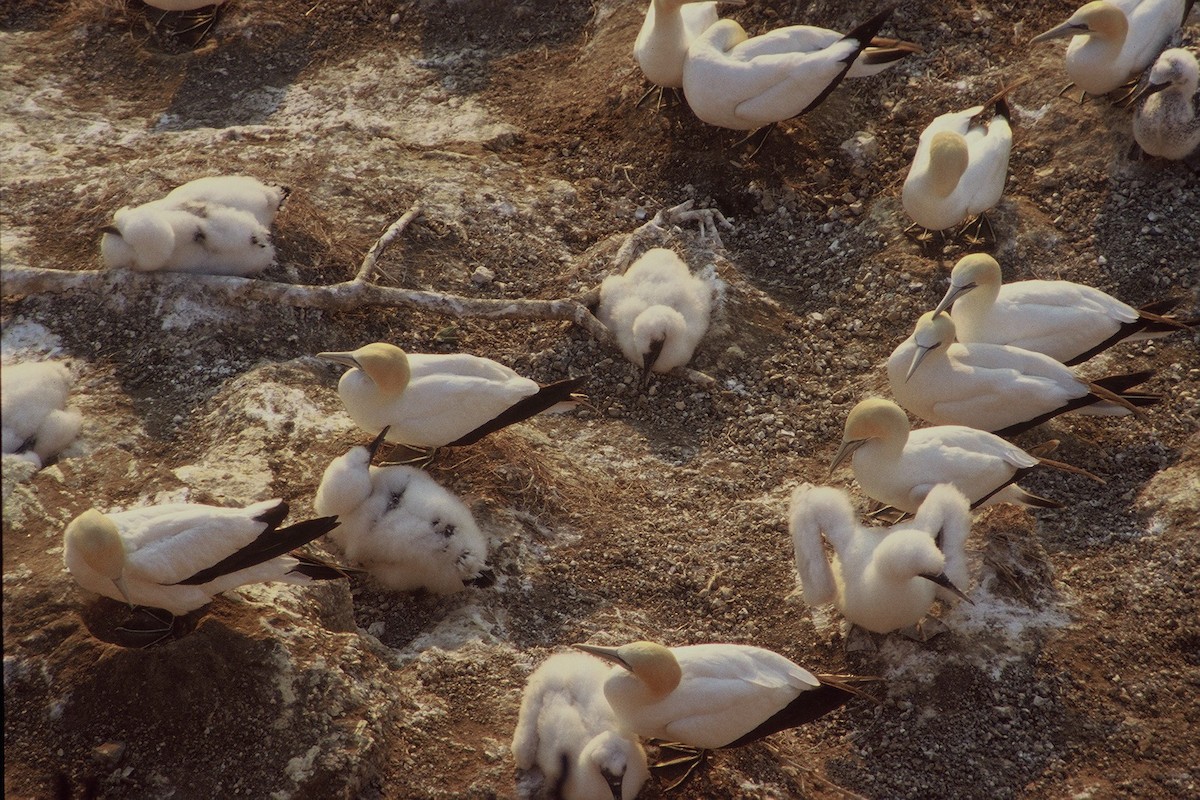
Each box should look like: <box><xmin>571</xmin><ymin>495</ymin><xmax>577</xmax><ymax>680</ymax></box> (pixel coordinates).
<box><xmin>829</xmin><ymin>397</ymin><xmax>1098</xmax><ymax>513</ymax></box>
<box><xmin>100</xmin><ymin>201</ymin><xmax>275</xmax><ymax>275</ymax></box>
<box><xmin>314</xmin><ymin>432</ymin><xmax>491</xmax><ymax>593</ymax></box>
<box><xmin>680</xmin><ymin>7</ymin><xmax>896</xmax><ymax>131</ymax></box>
<box><xmin>634</xmin><ymin>0</ymin><xmax>744</xmax><ymax>95</ymax></box>
<box><xmin>1031</xmin><ymin>0</ymin><xmax>1189</xmax><ymax>96</ymax></box>
<box><xmin>1</xmin><ymin>361</ymin><xmax>81</xmax><ymax>468</ymax></box>
<box><xmin>790</xmin><ymin>484</ymin><xmax>972</xmax><ymax>634</ymax></box>
<box><xmin>317</xmin><ymin>342</ymin><xmax>584</xmax><ymax>450</ymax></box>
<box><xmin>512</xmin><ymin>651</ymin><xmax>649</xmax><ymax>800</ymax></box>
<box><xmin>62</xmin><ymin>500</ymin><xmax>343</xmax><ymax>619</ymax></box>
<box><xmin>1133</xmin><ymin>47</ymin><xmax>1200</xmax><ymax>159</ymax></box>
<box><xmin>597</xmin><ymin>247</ymin><xmax>712</xmax><ymax>385</ymax></box>
<box><xmin>932</xmin><ymin>253</ymin><xmax>1198</xmax><ymax>365</ymax></box>
<box><xmin>163</xmin><ymin>175</ymin><xmax>289</xmax><ymax>227</ymax></box>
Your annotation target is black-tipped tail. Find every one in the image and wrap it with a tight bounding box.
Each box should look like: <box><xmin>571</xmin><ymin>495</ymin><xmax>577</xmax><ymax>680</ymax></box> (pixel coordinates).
<box><xmin>799</xmin><ymin>6</ymin><xmax>895</xmax><ymax>116</ymax></box>
<box><xmin>447</xmin><ymin>375</ymin><xmax>586</xmax><ymax>447</ymax></box>
<box><xmin>174</xmin><ymin>512</ymin><xmax>341</xmax><ymax>586</ymax></box>
<box><xmin>721</xmin><ymin>676</ymin><xmax>874</xmax><ymax>749</ymax></box>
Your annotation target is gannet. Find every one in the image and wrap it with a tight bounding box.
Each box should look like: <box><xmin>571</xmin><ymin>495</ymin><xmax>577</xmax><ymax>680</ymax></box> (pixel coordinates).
<box><xmin>314</xmin><ymin>433</ymin><xmax>491</xmax><ymax>593</ymax></box>
<box><xmin>829</xmin><ymin>397</ymin><xmax>1098</xmax><ymax>513</ymax></box>
<box><xmin>1</xmin><ymin>361</ymin><xmax>81</xmax><ymax>468</ymax></box>
<box><xmin>317</xmin><ymin>342</ymin><xmax>584</xmax><ymax>450</ymax></box>
<box><xmin>719</xmin><ymin>19</ymin><xmax>922</xmax><ymax>78</ymax></box>
<box><xmin>1031</xmin><ymin>0</ymin><xmax>1189</xmax><ymax>96</ymax></box>
<box><xmin>597</xmin><ymin>247</ymin><xmax>712</xmax><ymax>385</ymax></box>
<box><xmin>512</xmin><ymin>651</ymin><xmax>649</xmax><ymax>800</ymax></box>
<box><xmin>1132</xmin><ymin>47</ymin><xmax>1200</xmax><ymax>159</ymax></box>
<box><xmin>790</xmin><ymin>484</ymin><xmax>972</xmax><ymax>634</ymax></box>
<box><xmin>62</xmin><ymin>500</ymin><xmax>343</xmax><ymax>618</ymax></box>
<box><xmin>680</xmin><ymin>7</ymin><xmax>896</xmax><ymax>130</ymax></box>
<box><xmin>634</xmin><ymin>0</ymin><xmax>745</xmax><ymax>93</ymax></box>
<box><xmin>100</xmin><ymin>201</ymin><xmax>275</xmax><ymax>276</ymax></box>
<box><xmin>933</xmin><ymin>253</ymin><xmax>1198</xmax><ymax>365</ymax></box>
<box><xmin>163</xmin><ymin>175</ymin><xmax>289</xmax><ymax>227</ymax></box>
<box><xmin>889</xmin><ymin>312</ymin><xmax>1160</xmax><ymax>436</ymax></box>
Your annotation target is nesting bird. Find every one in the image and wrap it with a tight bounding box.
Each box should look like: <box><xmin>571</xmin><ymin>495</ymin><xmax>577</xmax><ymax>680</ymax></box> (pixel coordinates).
<box><xmin>317</xmin><ymin>342</ymin><xmax>584</xmax><ymax>450</ymax></box>
<box><xmin>597</xmin><ymin>247</ymin><xmax>712</xmax><ymax>385</ymax></box>
<box><xmin>162</xmin><ymin>174</ymin><xmax>288</xmax><ymax>227</ymax></box>
<box><xmin>933</xmin><ymin>253</ymin><xmax>1197</xmax><ymax>365</ymax></box>
<box><xmin>634</xmin><ymin>0</ymin><xmax>744</xmax><ymax>95</ymax></box>
<box><xmin>790</xmin><ymin>484</ymin><xmax>972</xmax><ymax>634</ymax></box>
<box><xmin>1132</xmin><ymin>47</ymin><xmax>1200</xmax><ymax>160</ymax></box>
<box><xmin>1</xmin><ymin>361</ymin><xmax>81</xmax><ymax>468</ymax></box>
<box><xmin>314</xmin><ymin>433</ymin><xmax>491</xmax><ymax>594</ymax></box>
<box><xmin>511</xmin><ymin>651</ymin><xmax>649</xmax><ymax>800</ymax></box>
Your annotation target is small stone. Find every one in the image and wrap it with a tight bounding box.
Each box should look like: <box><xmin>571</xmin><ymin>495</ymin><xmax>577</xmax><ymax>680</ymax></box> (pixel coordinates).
<box><xmin>471</xmin><ymin>266</ymin><xmax>495</xmax><ymax>285</ymax></box>
<box><xmin>93</xmin><ymin>742</ymin><xmax>126</xmax><ymax>765</ymax></box>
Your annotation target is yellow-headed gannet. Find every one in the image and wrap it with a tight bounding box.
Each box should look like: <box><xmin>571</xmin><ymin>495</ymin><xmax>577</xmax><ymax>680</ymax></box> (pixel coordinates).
<box><xmin>680</xmin><ymin>7</ymin><xmax>896</xmax><ymax>131</ymax></box>
<box><xmin>1</xmin><ymin>361</ymin><xmax>81</xmax><ymax>468</ymax></box>
<box><xmin>933</xmin><ymin>253</ymin><xmax>1198</xmax><ymax>365</ymax></box>
<box><xmin>62</xmin><ymin>500</ymin><xmax>343</xmax><ymax>619</ymax></box>
<box><xmin>790</xmin><ymin>484</ymin><xmax>972</xmax><ymax>634</ymax></box>
<box><xmin>1132</xmin><ymin>47</ymin><xmax>1200</xmax><ymax>159</ymax></box>
<box><xmin>314</xmin><ymin>432</ymin><xmax>491</xmax><ymax>593</ymax></box>
<box><xmin>163</xmin><ymin>175</ymin><xmax>289</xmax><ymax>227</ymax></box>
<box><xmin>512</xmin><ymin>651</ymin><xmax>649</xmax><ymax>800</ymax></box>
<box><xmin>317</xmin><ymin>342</ymin><xmax>584</xmax><ymax>450</ymax></box>
<box><xmin>1031</xmin><ymin>0</ymin><xmax>1189</xmax><ymax>96</ymax></box>
<box><xmin>889</xmin><ymin>312</ymin><xmax>1160</xmax><ymax>437</ymax></box>
<box><xmin>100</xmin><ymin>201</ymin><xmax>275</xmax><ymax>275</ymax></box>
<box><xmin>634</xmin><ymin>0</ymin><xmax>745</xmax><ymax>93</ymax></box>
<box><xmin>597</xmin><ymin>247</ymin><xmax>712</xmax><ymax>385</ymax></box>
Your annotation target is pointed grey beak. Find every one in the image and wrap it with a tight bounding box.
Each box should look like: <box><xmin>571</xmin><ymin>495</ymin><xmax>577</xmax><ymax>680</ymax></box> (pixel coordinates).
<box><xmin>1030</xmin><ymin>21</ymin><xmax>1087</xmax><ymax>44</ymax></box>
<box><xmin>366</xmin><ymin>426</ymin><xmax>391</xmax><ymax>461</ymax></box>
<box><xmin>905</xmin><ymin>342</ymin><xmax>939</xmax><ymax>382</ymax></box>
<box><xmin>573</xmin><ymin>643</ymin><xmax>631</xmax><ymax>670</ymax></box>
<box><xmin>113</xmin><ymin>575</ymin><xmax>135</xmax><ymax>609</ymax></box>
<box><xmin>100</xmin><ymin>225</ymin><xmax>121</xmax><ymax>236</ymax></box>
<box><xmin>640</xmin><ymin>338</ymin><xmax>666</xmax><ymax>388</ymax></box>
<box><xmin>1129</xmin><ymin>80</ymin><xmax>1172</xmax><ymax>107</ymax></box>
<box><xmin>317</xmin><ymin>351</ymin><xmax>359</xmax><ymax>369</ymax></box>
<box><xmin>829</xmin><ymin>438</ymin><xmax>866</xmax><ymax>476</ymax></box>
<box><xmin>920</xmin><ymin>572</ymin><xmax>974</xmax><ymax>604</ymax></box>
<box><xmin>932</xmin><ymin>282</ymin><xmax>975</xmax><ymax>317</ymax></box>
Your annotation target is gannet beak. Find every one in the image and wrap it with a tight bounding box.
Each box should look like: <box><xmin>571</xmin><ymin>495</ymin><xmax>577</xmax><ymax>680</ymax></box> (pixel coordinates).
<box><xmin>932</xmin><ymin>282</ymin><xmax>975</xmax><ymax>317</ymax></box>
<box><xmin>366</xmin><ymin>426</ymin><xmax>391</xmax><ymax>461</ymax></box>
<box><xmin>905</xmin><ymin>343</ymin><xmax>939</xmax><ymax>383</ymax></box>
<box><xmin>829</xmin><ymin>439</ymin><xmax>866</xmax><ymax>475</ymax></box>
<box><xmin>1129</xmin><ymin>81</ymin><xmax>1171</xmax><ymax>106</ymax></box>
<box><xmin>920</xmin><ymin>572</ymin><xmax>974</xmax><ymax>605</ymax></box>
<box><xmin>113</xmin><ymin>575</ymin><xmax>135</xmax><ymax>609</ymax></box>
<box><xmin>640</xmin><ymin>339</ymin><xmax>666</xmax><ymax>388</ymax></box>
<box><xmin>573</xmin><ymin>643</ymin><xmax>631</xmax><ymax>670</ymax></box>
<box><xmin>1031</xmin><ymin>21</ymin><xmax>1087</xmax><ymax>44</ymax></box>
<box><xmin>99</xmin><ymin>225</ymin><xmax>121</xmax><ymax>236</ymax></box>
<box><xmin>603</xmin><ymin>768</ymin><xmax>624</xmax><ymax>796</ymax></box>
<box><xmin>317</xmin><ymin>351</ymin><xmax>359</xmax><ymax>369</ymax></box>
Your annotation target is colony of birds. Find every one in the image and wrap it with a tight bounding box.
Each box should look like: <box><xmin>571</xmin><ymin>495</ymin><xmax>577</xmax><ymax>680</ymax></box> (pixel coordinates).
<box><xmin>3</xmin><ymin>1</ymin><xmax>1198</xmax><ymax>798</ymax></box>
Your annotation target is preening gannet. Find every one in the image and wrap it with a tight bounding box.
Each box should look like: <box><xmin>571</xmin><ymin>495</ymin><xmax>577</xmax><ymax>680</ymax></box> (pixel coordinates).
<box><xmin>1031</xmin><ymin>0</ymin><xmax>1188</xmax><ymax>96</ymax></box>
<box><xmin>634</xmin><ymin>0</ymin><xmax>745</xmax><ymax>92</ymax></box>
<box><xmin>314</xmin><ymin>433</ymin><xmax>491</xmax><ymax>593</ymax></box>
<box><xmin>790</xmin><ymin>484</ymin><xmax>972</xmax><ymax>634</ymax></box>
<box><xmin>889</xmin><ymin>312</ymin><xmax>1160</xmax><ymax>436</ymax></box>
<box><xmin>680</xmin><ymin>7</ymin><xmax>896</xmax><ymax>130</ymax></box>
<box><xmin>317</xmin><ymin>342</ymin><xmax>584</xmax><ymax>449</ymax></box>
<box><xmin>1</xmin><ymin>361</ymin><xmax>81</xmax><ymax>468</ymax></box>
<box><xmin>512</xmin><ymin>651</ymin><xmax>649</xmax><ymax>800</ymax></box>
<box><xmin>933</xmin><ymin>253</ymin><xmax>1198</xmax><ymax>365</ymax></box>
<box><xmin>100</xmin><ymin>201</ymin><xmax>275</xmax><ymax>276</ymax></box>
<box><xmin>62</xmin><ymin>500</ymin><xmax>343</xmax><ymax>618</ymax></box>
<box><xmin>597</xmin><ymin>247</ymin><xmax>712</xmax><ymax>385</ymax></box>
<box><xmin>1133</xmin><ymin>47</ymin><xmax>1200</xmax><ymax>159</ymax></box>
<box><xmin>163</xmin><ymin>175</ymin><xmax>289</xmax><ymax>227</ymax></box>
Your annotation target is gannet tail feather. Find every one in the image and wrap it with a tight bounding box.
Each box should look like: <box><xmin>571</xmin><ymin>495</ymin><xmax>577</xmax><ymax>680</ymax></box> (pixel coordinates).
<box><xmin>990</xmin><ymin>370</ymin><xmax>1157</xmax><ymax>437</ymax></box>
<box><xmin>799</xmin><ymin>6</ymin><xmax>895</xmax><ymax>116</ymax></box>
<box><xmin>288</xmin><ymin>554</ymin><xmax>363</xmax><ymax>581</ymax></box>
<box><xmin>721</xmin><ymin>680</ymin><xmax>862</xmax><ymax>748</ymax></box>
<box><xmin>173</xmin><ymin>512</ymin><xmax>342</xmax><ymax>586</ymax></box>
<box><xmin>446</xmin><ymin>375</ymin><xmax>587</xmax><ymax>447</ymax></box>
<box><xmin>1063</xmin><ymin>301</ymin><xmax>1195</xmax><ymax>365</ymax></box>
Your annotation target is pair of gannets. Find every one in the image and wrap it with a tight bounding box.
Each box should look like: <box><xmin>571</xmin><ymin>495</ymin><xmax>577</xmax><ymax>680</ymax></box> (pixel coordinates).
<box><xmin>597</xmin><ymin>247</ymin><xmax>712</xmax><ymax>384</ymax></box>
<box><xmin>512</xmin><ymin>652</ymin><xmax>648</xmax><ymax>800</ymax></box>
<box><xmin>314</xmin><ymin>432</ymin><xmax>491</xmax><ymax>594</ymax></box>
<box><xmin>1133</xmin><ymin>48</ymin><xmax>1200</xmax><ymax>160</ymax></box>
<box><xmin>317</xmin><ymin>343</ymin><xmax>584</xmax><ymax>450</ymax></box>
<box><xmin>1</xmin><ymin>361</ymin><xmax>81</xmax><ymax>468</ymax></box>
<box><xmin>1032</xmin><ymin>0</ymin><xmax>1190</xmax><ymax>96</ymax></box>
<box><xmin>100</xmin><ymin>175</ymin><xmax>287</xmax><ymax>275</ymax></box>
<box><xmin>790</xmin><ymin>484</ymin><xmax>972</xmax><ymax>634</ymax></box>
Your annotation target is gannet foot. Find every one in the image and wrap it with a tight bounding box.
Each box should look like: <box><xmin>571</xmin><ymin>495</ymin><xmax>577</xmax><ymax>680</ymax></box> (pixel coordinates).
<box><xmin>380</xmin><ymin>444</ymin><xmax>438</xmax><ymax>469</ymax></box>
<box><xmin>959</xmin><ymin>213</ymin><xmax>996</xmax><ymax>248</ymax></box>
<box><xmin>731</xmin><ymin>123</ymin><xmax>776</xmax><ymax>160</ymax></box>
<box><xmin>636</xmin><ymin>85</ymin><xmax>682</xmax><ymax>110</ymax></box>
<box><xmin>117</xmin><ymin>607</ymin><xmax>177</xmax><ymax>648</ymax></box>
<box><xmin>1055</xmin><ymin>81</ymin><xmax>1086</xmax><ymax>105</ymax></box>
<box><xmin>903</xmin><ymin>222</ymin><xmax>940</xmax><ymax>245</ymax></box>
<box><xmin>650</xmin><ymin>742</ymin><xmax>709</xmax><ymax>791</ymax></box>
<box><xmin>661</xmin><ymin>200</ymin><xmax>733</xmax><ymax>247</ymax></box>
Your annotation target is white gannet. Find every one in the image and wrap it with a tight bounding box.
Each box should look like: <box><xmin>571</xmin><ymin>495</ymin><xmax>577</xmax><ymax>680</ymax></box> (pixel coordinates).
<box><xmin>1133</xmin><ymin>47</ymin><xmax>1200</xmax><ymax>159</ymax></box>
<box><xmin>634</xmin><ymin>0</ymin><xmax>745</xmax><ymax>93</ymax></box>
<box><xmin>597</xmin><ymin>247</ymin><xmax>712</xmax><ymax>385</ymax></box>
<box><xmin>314</xmin><ymin>432</ymin><xmax>491</xmax><ymax>593</ymax></box>
<box><xmin>1031</xmin><ymin>0</ymin><xmax>1188</xmax><ymax>96</ymax></box>
<box><xmin>62</xmin><ymin>500</ymin><xmax>343</xmax><ymax>618</ymax></box>
<box><xmin>512</xmin><ymin>651</ymin><xmax>649</xmax><ymax>800</ymax></box>
<box><xmin>932</xmin><ymin>253</ymin><xmax>1198</xmax><ymax>365</ymax></box>
<box><xmin>1</xmin><ymin>361</ymin><xmax>82</xmax><ymax>468</ymax></box>
<box><xmin>680</xmin><ymin>7</ymin><xmax>896</xmax><ymax>131</ymax></box>
<box><xmin>829</xmin><ymin>397</ymin><xmax>1099</xmax><ymax>513</ymax></box>
<box><xmin>316</xmin><ymin>342</ymin><xmax>584</xmax><ymax>450</ymax></box>
<box><xmin>163</xmin><ymin>175</ymin><xmax>289</xmax><ymax>227</ymax></box>
<box><xmin>100</xmin><ymin>201</ymin><xmax>275</xmax><ymax>276</ymax></box>
<box><xmin>789</xmin><ymin>483</ymin><xmax>972</xmax><ymax>634</ymax></box>
<box><xmin>889</xmin><ymin>311</ymin><xmax>1160</xmax><ymax>437</ymax></box>
<box><xmin>719</xmin><ymin>18</ymin><xmax>922</xmax><ymax>78</ymax></box>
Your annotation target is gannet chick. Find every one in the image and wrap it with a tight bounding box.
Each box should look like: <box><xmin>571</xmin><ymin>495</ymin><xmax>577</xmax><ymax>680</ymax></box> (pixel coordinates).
<box><xmin>1133</xmin><ymin>47</ymin><xmax>1200</xmax><ymax>160</ymax></box>
<box><xmin>790</xmin><ymin>484</ymin><xmax>972</xmax><ymax>634</ymax></box>
<box><xmin>1</xmin><ymin>361</ymin><xmax>82</xmax><ymax>468</ymax></box>
<box><xmin>512</xmin><ymin>651</ymin><xmax>649</xmax><ymax>800</ymax></box>
<box><xmin>634</xmin><ymin>0</ymin><xmax>745</xmax><ymax>93</ymax></box>
<box><xmin>681</xmin><ymin>7</ymin><xmax>896</xmax><ymax>131</ymax></box>
<box><xmin>829</xmin><ymin>397</ymin><xmax>1095</xmax><ymax>513</ymax></box>
<box><xmin>163</xmin><ymin>175</ymin><xmax>289</xmax><ymax>227</ymax></box>
<box><xmin>597</xmin><ymin>247</ymin><xmax>712</xmax><ymax>385</ymax></box>
<box><xmin>889</xmin><ymin>312</ymin><xmax>1160</xmax><ymax>437</ymax></box>
<box><xmin>317</xmin><ymin>342</ymin><xmax>585</xmax><ymax>449</ymax></box>
<box><xmin>62</xmin><ymin>500</ymin><xmax>343</xmax><ymax>618</ymax></box>
<box><xmin>933</xmin><ymin>253</ymin><xmax>1198</xmax><ymax>365</ymax></box>
<box><xmin>314</xmin><ymin>436</ymin><xmax>490</xmax><ymax>593</ymax></box>
<box><xmin>1031</xmin><ymin>0</ymin><xmax>1188</xmax><ymax>96</ymax></box>
<box><xmin>100</xmin><ymin>201</ymin><xmax>274</xmax><ymax>276</ymax></box>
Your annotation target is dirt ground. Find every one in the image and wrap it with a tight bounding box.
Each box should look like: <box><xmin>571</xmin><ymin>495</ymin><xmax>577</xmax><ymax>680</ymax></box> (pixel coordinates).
<box><xmin>2</xmin><ymin>1</ymin><xmax>1198</xmax><ymax>798</ymax></box>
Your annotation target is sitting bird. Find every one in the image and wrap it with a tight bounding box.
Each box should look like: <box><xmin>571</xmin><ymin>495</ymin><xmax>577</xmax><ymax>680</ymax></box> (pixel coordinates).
<box><xmin>1</xmin><ymin>360</ymin><xmax>82</xmax><ymax>468</ymax></box>
<box><xmin>100</xmin><ymin>200</ymin><xmax>274</xmax><ymax>275</ymax></box>
<box><xmin>162</xmin><ymin>175</ymin><xmax>289</xmax><ymax>227</ymax></box>
<box><xmin>634</xmin><ymin>0</ymin><xmax>745</xmax><ymax>103</ymax></box>
<box><xmin>1132</xmin><ymin>47</ymin><xmax>1200</xmax><ymax>160</ymax></box>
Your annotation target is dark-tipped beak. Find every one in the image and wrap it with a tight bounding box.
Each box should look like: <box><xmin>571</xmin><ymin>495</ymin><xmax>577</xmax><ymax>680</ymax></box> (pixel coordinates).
<box><xmin>603</xmin><ymin>767</ymin><xmax>625</xmax><ymax>797</ymax></box>
<box><xmin>932</xmin><ymin>281</ymin><xmax>975</xmax><ymax>317</ymax></box>
<box><xmin>573</xmin><ymin>643</ymin><xmax>631</xmax><ymax>670</ymax></box>
<box><xmin>366</xmin><ymin>426</ymin><xmax>391</xmax><ymax>461</ymax></box>
<box><xmin>920</xmin><ymin>572</ymin><xmax>974</xmax><ymax>604</ymax></box>
<box><xmin>829</xmin><ymin>438</ymin><xmax>866</xmax><ymax>476</ymax></box>
<box><xmin>467</xmin><ymin>568</ymin><xmax>496</xmax><ymax>588</ymax></box>
<box><xmin>640</xmin><ymin>338</ymin><xmax>666</xmax><ymax>388</ymax></box>
<box><xmin>905</xmin><ymin>342</ymin><xmax>940</xmax><ymax>383</ymax></box>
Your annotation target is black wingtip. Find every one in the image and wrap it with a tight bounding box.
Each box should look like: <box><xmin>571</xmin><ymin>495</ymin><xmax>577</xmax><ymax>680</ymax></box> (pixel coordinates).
<box><xmin>843</xmin><ymin>7</ymin><xmax>897</xmax><ymax>58</ymax></box>
<box><xmin>446</xmin><ymin>375</ymin><xmax>587</xmax><ymax>447</ymax></box>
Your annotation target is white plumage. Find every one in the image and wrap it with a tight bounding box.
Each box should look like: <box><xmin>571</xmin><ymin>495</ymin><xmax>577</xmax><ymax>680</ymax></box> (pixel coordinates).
<box><xmin>715</xmin><ymin>19</ymin><xmax>921</xmax><ymax>79</ymax></box>
<box><xmin>1133</xmin><ymin>47</ymin><xmax>1200</xmax><ymax>160</ymax></box>
<box><xmin>597</xmin><ymin>247</ymin><xmax>712</xmax><ymax>383</ymax></box>
<box><xmin>511</xmin><ymin>651</ymin><xmax>648</xmax><ymax>800</ymax></box>
<box><xmin>1</xmin><ymin>360</ymin><xmax>81</xmax><ymax>468</ymax></box>
<box><xmin>314</xmin><ymin>440</ymin><xmax>489</xmax><ymax>594</ymax></box>
<box><xmin>634</xmin><ymin>0</ymin><xmax>729</xmax><ymax>91</ymax></box>
<box><xmin>162</xmin><ymin>175</ymin><xmax>288</xmax><ymax>227</ymax></box>
<box><xmin>100</xmin><ymin>200</ymin><xmax>274</xmax><ymax>275</ymax></box>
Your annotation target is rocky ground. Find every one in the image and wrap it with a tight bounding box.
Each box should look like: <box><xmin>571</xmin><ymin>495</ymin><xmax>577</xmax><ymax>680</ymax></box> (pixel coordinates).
<box><xmin>2</xmin><ymin>1</ymin><xmax>1198</xmax><ymax>798</ymax></box>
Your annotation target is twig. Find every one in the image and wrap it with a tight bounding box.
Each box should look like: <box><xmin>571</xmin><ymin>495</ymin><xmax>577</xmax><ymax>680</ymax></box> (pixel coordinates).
<box><xmin>356</xmin><ymin>204</ymin><xmax>422</xmax><ymax>283</ymax></box>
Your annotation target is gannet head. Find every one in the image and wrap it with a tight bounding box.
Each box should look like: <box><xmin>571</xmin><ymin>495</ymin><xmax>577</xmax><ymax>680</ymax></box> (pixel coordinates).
<box><xmin>933</xmin><ymin>253</ymin><xmax>1002</xmax><ymax>316</ymax></box>
<box><xmin>830</xmin><ymin>398</ymin><xmax>909</xmax><ymax>474</ymax></box>
<box><xmin>701</xmin><ymin>18</ymin><xmax>750</xmax><ymax>53</ymax></box>
<box><xmin>1031</xmin><ymin>2</ymin><xmax>1127</xmax><ymax>45</ymax></box>
<box><xmin>573</xmin><ymin>641</ymin><xmax>683</xmax><ymax>697</ymax></box>
<box><xmin>317</xmin><ymin>343</ymin><xmax>411</xmax><ymax>394</ymax></box>
<box><xmin>64</xmin><ymin>509</ymin><xmax>133</xmax><ymax>607</ymax></box>
<box><xmin>876</xmin><ymin>528</ymin><xmax>947</xmax><ymax>582</ymax></box>
<box><xmin>927</xmin><ymin>131</ymin><xmax>970</xmax><ymax>197</ymax></box>
<box><xmin>103</xmin><ymin>207</ymin><xmax>175</xmax><ymax>270</ymax></box>
<box><xmin>905</xmin><ymin>312</ymin><xmax>955</xmax><ymax>382</ymax></box>
<box><xmin>1144</xmin><ymin>48</ymin><xmax>1200</xmax><ymax>97</ymax></box>
<box><xmin>577</xmin><ymin>731</ymin><xmax>646</xmax><ymax>800</ymax></box>
<box><xmin>631</xmin><ymin>305</ymin><xmax>687</xmax><ymax>386</ymax></box>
